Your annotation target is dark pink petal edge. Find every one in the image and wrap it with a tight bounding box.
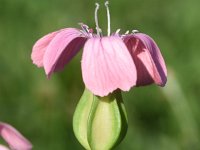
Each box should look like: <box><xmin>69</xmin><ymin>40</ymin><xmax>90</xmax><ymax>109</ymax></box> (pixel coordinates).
<box><xmin>124</xmin><ymin>33</ymin><xmax>167</xmax><ymax>86</ymax></box>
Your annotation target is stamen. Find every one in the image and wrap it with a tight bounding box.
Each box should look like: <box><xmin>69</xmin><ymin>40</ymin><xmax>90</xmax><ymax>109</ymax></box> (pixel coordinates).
<box><xmin>132</xmin><ymin>30</ymin><xmax>139</xmax><ymax>34</ymax></box>
<box><xmin>125</xmin><ymin>30</ymin><xmax>129</xmax><ymax>34</ymax></box>
<box><xmin>79</xmin><ymin>23</ymin><xmax>89</xmax><ymax>32</ymax></box>
<box><xmin>105</xmin><ymin>1</ymin><xmax>111</xmax><ymax>36</ymax></box>
<box><xmin>79</xmin><ymin>23</ymin><xmax>93</xmax><ymax>37</ymax></box>
<box><xmin>95</xmin><ymin>3</ymin><xmax>102</xmax><ymax>36</ymax></box>
<box><xmin>89</xmin><ymin>28</ymin><xmax>93</xmax><ymax>34</ymax></box>
<box><xmin>115</xmin><ymin>29</ymin><xmax>121</xmax><ymax>34</ymax></box>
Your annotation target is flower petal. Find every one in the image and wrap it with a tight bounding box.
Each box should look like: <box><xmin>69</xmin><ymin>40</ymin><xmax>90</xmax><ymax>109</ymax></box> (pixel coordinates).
<box><xmin>82</xmin><ymin>36</ymin><xmax>137</xmax><ymax>96</ymax></box>
<box><xmin>0</xmin><ymin>145</ymin><xmax>9</xmax><ymax>150</ymax></box>
<box><xmin>124</xmin><ymin>33</ymin><xmax>167</xmax><ymax>86</ymax></box>
<box><xmin>43</xmin><ymin>28</ymin><xmax>87</xmax><ymax>77</ymax></box>
<box><xmin>31</xmin><ymin>30</ymin><xmax>59</xmax><ymax>67</ymax></box>
<box><xmin>0</xmin><ymin>122</ymin><xmax>32</xmax><ymax>150</ymax></box>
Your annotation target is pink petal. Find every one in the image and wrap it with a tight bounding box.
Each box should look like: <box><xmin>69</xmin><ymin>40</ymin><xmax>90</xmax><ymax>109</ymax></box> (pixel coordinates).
<box><xmin>43</xmin><ymin>28</ymin><xmax>87</xmax><ymax>77</ymax></box>
<box><xmin>31</xmin><ymin>30</ymin><xmax>59</xmax><ymax>67</ymax></box>
<box><xmin>81</xmin><ymin>36</ymin><xmax>137</xmax><ymax>96</ymax></box>
<box><xmin>0</xmin><ymin>145</ymin><xmax>9</xmax><ymax>150</ymax></box>
<box><xmin>0</xmin><ymin>122</ymin><xmax>32</xmax><ymax>150</ymax></box>
<box><xmin>124</xmin><ymin>33</ymin><xmax>167</xmax><ymax>86</ymax></box>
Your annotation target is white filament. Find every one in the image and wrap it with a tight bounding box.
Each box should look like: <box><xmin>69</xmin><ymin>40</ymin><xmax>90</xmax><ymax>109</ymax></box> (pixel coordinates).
<box><xmin>95</xmin><ymin>3</ymin><xmax>102</xmax><ymax>36</ymax></box>
<box><xmin>105</xmin><ymin>1</ymin><xmax>111</xmax><ymax>36</ymax></box>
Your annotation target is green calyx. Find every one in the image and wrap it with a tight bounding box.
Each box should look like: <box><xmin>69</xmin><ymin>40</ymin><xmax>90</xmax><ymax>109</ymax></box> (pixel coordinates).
<box><xmin>73</xmin><ymin>88</ymin><xmax>128</xmax><ymax>150</ymax></box>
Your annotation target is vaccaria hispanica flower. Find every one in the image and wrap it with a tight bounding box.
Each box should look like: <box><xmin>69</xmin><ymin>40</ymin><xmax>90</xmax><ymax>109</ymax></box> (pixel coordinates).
<box><xmin>31</xmin><ymin>1</ymin><xmax>167</xmax><ymax>97</ymax></box>
<box><xmin>0</xmin><ymin>122</ymin><xmax>32</xmax><ymax>150</ymax></box>
<box><xmin>31</xmin><ymin>1</ymin><xmax>167</xmax><ymax>150</ymax></box>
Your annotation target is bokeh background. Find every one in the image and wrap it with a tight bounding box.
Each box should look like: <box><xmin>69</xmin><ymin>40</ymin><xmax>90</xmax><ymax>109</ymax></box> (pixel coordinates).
<box><xmin>0</xmin><ymin>0</ymin><xmax>200</xmax><ymax>149</ymax></box>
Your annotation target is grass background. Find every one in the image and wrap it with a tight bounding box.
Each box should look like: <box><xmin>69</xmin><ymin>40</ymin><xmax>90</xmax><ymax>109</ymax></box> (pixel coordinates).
<box><xmin>0</xmin><ymin>0</ymin><xmax>200</xmax><ymax>149</ymax></box>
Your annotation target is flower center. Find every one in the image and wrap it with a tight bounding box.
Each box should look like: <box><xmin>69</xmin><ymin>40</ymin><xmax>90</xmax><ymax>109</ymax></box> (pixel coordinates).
<box><xmin>95</xmin><ymin>1</ymin><xmax>111</xmax><ymax>37</ymax></box>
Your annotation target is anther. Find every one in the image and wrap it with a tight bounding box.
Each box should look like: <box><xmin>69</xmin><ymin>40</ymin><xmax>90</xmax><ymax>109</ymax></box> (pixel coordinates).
<box><xmin>79</xmin><ymin>23</ymin><xmax>89</xmax><ymax>32</ymax></box>
<box><xmin>115</xmin><ymin>29</ymin><xmax>121</xmax><ymax>34</ymax></box>
<box><xmin>132</xmin><ymin>30</ymin><xmax>139</xmax><ymax>34</ymax></box>
<box><xmin>125</xmin><ymin>30</ymin><xmax>129</xmax><ymax>34</ymax></box>
<box><xmin>79</xmin><ymin>23</ymin><xmax>93</xmax><ymax>37</ymax></box>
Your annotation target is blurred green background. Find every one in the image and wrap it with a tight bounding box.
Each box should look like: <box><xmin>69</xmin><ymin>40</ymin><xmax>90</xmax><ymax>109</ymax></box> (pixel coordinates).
<box><xmin>0</xmin><ymin>0</ymin><xmax>200</xmax><ymax>149</ymax></box>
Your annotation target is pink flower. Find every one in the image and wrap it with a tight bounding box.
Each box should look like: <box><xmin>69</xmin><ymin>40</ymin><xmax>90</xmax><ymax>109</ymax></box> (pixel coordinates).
<box><xmin>0</xmin><ymin>122</ymin><xmax>32</xmax><ymax>150</ymax></box>
<box><xmin>31</xmin><ymin>2</ymin><xmax>167</xmax><ymax>96</ymax></box>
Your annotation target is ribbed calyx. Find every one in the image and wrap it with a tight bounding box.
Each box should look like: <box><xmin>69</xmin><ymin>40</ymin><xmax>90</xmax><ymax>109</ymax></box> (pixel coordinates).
<box><xmin>73</xmin><ymin>88</ymin><xmax>128</xmax><ymax>150</ymax></box>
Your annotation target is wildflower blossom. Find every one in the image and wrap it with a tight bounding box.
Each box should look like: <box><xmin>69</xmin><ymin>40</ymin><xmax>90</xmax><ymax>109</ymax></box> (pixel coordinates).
<box><xmin>31</xmin><ymin>1</ymin><xmax>167</xmax><ymax>96</ymax></box>
<box><xmin>0</xmin><ymin>122</ymin><xmax>32</xmax><ymax>150</ymax></box>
